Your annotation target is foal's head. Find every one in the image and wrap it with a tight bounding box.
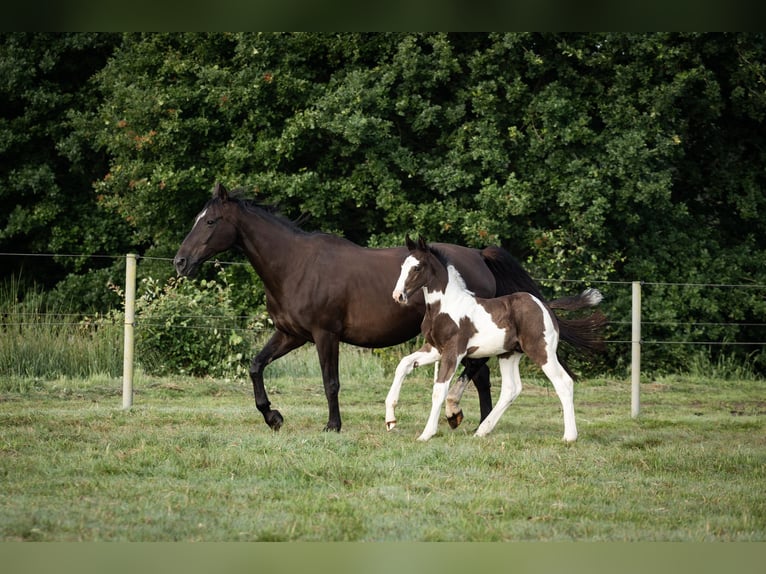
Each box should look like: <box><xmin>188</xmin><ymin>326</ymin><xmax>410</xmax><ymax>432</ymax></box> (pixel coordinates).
<box><xmin>174</xmin><ymin>182</ymin><xmax>239</xmax><ymax>277</ymax></box>
<box><xmin>392</xmin><ymin>235</ymin><xmax>446</xmax><ymax>304</ymax></box>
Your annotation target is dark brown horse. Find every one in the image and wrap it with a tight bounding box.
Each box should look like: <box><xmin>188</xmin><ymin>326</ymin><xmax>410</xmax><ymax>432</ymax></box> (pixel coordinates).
<box><xmin>174</xmin><ymin>183</ymin><xmax>603</xmax><ymax>432</ymax></box>
<box><xmin>387</xmin><ymin>237</ymin><xmax>606</xmax><ymax>441</ymax></box>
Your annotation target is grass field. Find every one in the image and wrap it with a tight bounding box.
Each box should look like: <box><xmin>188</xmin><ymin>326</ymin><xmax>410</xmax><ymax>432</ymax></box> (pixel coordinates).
<box><xmin>0</xmin><ymin>345</ymin><xmax>764</xmax><ymax>541</ymax></box>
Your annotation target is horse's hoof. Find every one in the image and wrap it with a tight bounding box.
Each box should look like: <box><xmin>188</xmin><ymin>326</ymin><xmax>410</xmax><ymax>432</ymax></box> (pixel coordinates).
<box><xmin>446</xmin><ymin>410</ymin><xmax>464</xmax><ymax>429</ymax></box>
<box><xmin>266</xmin><ymin>410</ymin><xmax>283</xmax><ymax>431</ymax></box>
<box><xmin>386</xmin><ymin>420</ymin><xmax>397</xmax><ymax>431</ymax></box>
<box><xmin>324</xmin><ymin>422</ymin><xmax>342</xmax><ymax>433</ymax></box>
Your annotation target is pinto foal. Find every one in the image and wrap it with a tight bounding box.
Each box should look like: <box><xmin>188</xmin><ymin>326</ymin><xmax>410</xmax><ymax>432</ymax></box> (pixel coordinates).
<box><xmin>386</xmin><ymin>236</ymin><xmax>604</xmax><ymax>442</ymax></box>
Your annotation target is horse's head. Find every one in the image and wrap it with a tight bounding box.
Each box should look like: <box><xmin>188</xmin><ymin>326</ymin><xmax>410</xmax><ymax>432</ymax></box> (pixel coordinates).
<box><xmin>392</xmin><ymin>235</ymin><xmax>436</xmax><ymax>304</ymax></box>
<box><xmin>173</xmin><ymin>182</ymin><xmax>238</xmax><ymax>277</ymax></box>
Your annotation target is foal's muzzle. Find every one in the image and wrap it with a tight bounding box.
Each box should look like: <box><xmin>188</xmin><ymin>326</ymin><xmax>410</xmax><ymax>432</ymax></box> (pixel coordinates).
<box><xmin>392</xmin><ymin>289</ymin><xmax>408</xmax><ymax>304</ymax></box>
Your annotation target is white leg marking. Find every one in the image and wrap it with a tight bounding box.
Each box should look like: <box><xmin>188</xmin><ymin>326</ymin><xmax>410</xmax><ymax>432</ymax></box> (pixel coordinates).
<box><xmin>474</xmin><ymin>353</ymin><xmax>523</xmax><ymax>437</ymax></box>
<box><xmin>529</xmin><ymin>296</ymin><xmax>577</xmax><ymax>442</ymax></box>
<box><xmin>385</xmin><ymin>347</ymin><xmax>440</xmax><ymax>431</ymax></box>
<box><xmin>417</xmin><ymin>356</ymin><xmax>462</xmax><ymax>441</ymax></box>
<box><xmin>417</xmin><ymin>381</ymin><xmax>450</xmax><ymax>441</ymax></box>
<box><xmin>542</xmin><ymin>359</ymin><xmax>577</xmax><ymax>443</ymax></box>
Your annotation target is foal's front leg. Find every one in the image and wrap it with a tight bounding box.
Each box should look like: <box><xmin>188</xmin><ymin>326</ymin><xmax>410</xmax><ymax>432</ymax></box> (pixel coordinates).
<box><xmin>418</xmin><ymin>351</ymin><xmax>464</xmax><ymax>441</ymax></box>
<box><xmin>385</xmin><ymin>344</ymin><xmax>440</xmax><ymax>431</ymax></box>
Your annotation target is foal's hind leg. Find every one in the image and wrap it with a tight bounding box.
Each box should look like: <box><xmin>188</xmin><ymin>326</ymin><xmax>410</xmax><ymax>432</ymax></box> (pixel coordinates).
<box><xmin>474</xmin><ymin>353</ymin><xmax>523</xmax><ymax>437</ymax></box>
<box><xmin>385</xmin><ymin>344</ymin><xmax>440</xmax><ymax>431</ymax></box>
<box><xmin>541</xmin><ymin>357</ymin><xmax>578</xmax><ymax>443</ymax></box>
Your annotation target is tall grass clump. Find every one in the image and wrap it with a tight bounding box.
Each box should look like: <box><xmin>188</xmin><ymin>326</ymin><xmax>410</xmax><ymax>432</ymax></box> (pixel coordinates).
<box><xmin>686</xmin><ymin>347</ymin><xmax>761</xmax><ymax>381</ymax></box>
<box><xmin>0</xmin><ymin>277</ymin><xmax>122</xmax><ymax>384</ymax></box>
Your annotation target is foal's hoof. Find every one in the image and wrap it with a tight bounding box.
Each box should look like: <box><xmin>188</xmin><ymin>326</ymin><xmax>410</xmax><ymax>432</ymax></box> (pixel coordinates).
<box><xmin>323</xmin><ymin>422</ymin><xmax>342</xmax><ymax>433</ymax></box>
<box><xmin>266</xmin><ymin>410</ymin><xmax>284</xmax><ymax>431</ymax></box>
<box><xmin>446</xmin><ymin>410</ymin><xmax>464</xmax><ymax>429</ymax></box>
<box><xmin>386</xmin><ymin>420</ymin><xmax>397</xmax><ymax>431</ymax></box>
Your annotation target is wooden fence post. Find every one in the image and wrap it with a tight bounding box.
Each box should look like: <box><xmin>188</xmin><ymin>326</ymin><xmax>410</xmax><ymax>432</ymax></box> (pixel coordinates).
<box><xmin>631</xmin><ymin>281</ymin><xmax>642</xmax><ymax>418</ymax></box>
<box><xmin>122</xmin><ymin>253</ymin><xmax>137</xmax><ymax>409</ymax></box>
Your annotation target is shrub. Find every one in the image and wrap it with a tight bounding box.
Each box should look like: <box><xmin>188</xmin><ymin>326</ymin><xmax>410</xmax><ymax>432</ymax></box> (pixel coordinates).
<box><xmin>134</xmin><ymin>265</ymin><xmax>269</xmax><ymax>379</ymax></box>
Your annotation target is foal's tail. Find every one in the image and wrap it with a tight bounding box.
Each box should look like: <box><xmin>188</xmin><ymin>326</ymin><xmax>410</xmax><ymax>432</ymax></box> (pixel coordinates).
<box><xmin>481</xmin><ymin>245</ymin><xmax>608</xmax><ymax>357</ymax></box>
<box><xmin>556</xmin><ymin>309</ymin><xmax>608</xmax><ymax>354</ymax></box>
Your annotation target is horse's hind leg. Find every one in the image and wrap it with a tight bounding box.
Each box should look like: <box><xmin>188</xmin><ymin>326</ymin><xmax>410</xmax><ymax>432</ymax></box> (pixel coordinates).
<box><xmin>386</xmin><ymin>345</ymin><xmax>440</xmax><ymax>431</ymax></box>
<box><xmin>474</xmin><ymin>353</ymin><xmax>523</xmax><ymax>437</ymax></box>
<box><xmin>250</xmin><ymin>331</ymin><xmax>307</xmax><ymax>431</ymax></box>
<box><xmin>315</xmin><ymin>331</ymin><xmax>342</xmax><ymax>432</ymax></box>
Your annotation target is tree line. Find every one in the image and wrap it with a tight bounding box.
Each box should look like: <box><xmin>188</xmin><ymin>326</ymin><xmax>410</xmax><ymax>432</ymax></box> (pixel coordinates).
<box><xmin>2</xmin><ymin>33</ymin><xmax>764</xmax><ymax>372</ymax></box>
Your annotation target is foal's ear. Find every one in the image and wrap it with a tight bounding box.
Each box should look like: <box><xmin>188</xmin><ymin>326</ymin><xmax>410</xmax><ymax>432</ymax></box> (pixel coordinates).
<box><xmin>405</xmin><ymin>234</ymin><xmax>417</xmax><ymax>251</ymax></box>
<box><xmin>417</xmin><ymin>235</ymin><xmax>428</xmax><ymax>251</ymax></box>
<box><xmin>213</xmin><ymin>182</ymin><xmax>229</xmax><ymax>202</ymax></box>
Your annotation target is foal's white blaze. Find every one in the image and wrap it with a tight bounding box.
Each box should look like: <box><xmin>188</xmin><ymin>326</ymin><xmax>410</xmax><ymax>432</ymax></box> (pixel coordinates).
<box><xmin>392</xmin><ymin>255</ymin><xmax>422</xmax><ymax>302</ymax></box>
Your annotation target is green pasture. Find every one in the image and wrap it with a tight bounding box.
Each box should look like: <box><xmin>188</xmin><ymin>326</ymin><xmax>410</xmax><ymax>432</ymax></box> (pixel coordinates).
<box><xmin>1</xmin><ymin>345</ymin><xmax>764</xmax><ymax>541</ymax></box>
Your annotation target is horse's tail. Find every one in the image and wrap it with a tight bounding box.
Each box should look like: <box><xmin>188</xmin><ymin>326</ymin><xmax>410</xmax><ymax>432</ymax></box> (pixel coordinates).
<box><xmin>548</xmin><ymin>287</ymin><xmax>608</xmax><ymax>354</ymax></box>
<box><xmin>481</xmin><ymin>245</ymin><xmax>599</xmax><ymax>306</ymax></box>
<box><xmin>548</xmin><ymin>287</ymin><xmax>603</xmax><ymax>311</ymax></box>
<box><xmin>481</xmin><ymin>245</ymin><xmax>608</xmax><ymax>363</ymax></box>
<box><xmin>480</xmin><ymin>245</ymin><xmax>546</xmax><ymax>300</ymax></box>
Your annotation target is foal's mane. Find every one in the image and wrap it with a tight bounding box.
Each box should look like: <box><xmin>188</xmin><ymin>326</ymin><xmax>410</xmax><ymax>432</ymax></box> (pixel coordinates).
<box><xmin>428</xmin><ymin>245</ymin><xmax>452</xmax><ymax>269</ymax></box>
<box><xmin>427</xmin><ymin>244</ymin><xmax>471</xmax><ymax>293</ymax></box>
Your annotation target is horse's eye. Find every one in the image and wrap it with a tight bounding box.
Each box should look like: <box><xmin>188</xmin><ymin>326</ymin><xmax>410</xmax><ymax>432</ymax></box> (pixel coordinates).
<box><xmin>206</xmin><ymin>219</ymin><xmax>216</xmax><ymax>226</ymax></box>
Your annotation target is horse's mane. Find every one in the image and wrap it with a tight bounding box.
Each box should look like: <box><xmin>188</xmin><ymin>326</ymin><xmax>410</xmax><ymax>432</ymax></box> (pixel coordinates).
<box><xmin>221</xmin><ymin>189</ymin><xmax>311</xmax><ymax>235</ymax></box>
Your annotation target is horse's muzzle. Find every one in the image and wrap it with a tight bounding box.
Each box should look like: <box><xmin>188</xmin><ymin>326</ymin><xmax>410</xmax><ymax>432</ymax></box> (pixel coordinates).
<box><xmin>173</xmin><ymin>256</ymin><xmax>198</xmax><ymax>277</ymax></box>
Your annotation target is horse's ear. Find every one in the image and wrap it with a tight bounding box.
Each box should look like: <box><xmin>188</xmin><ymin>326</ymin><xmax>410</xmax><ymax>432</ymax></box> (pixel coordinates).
<box><xmin>213</xmin><ymin>182</ymin><xmax>229</xmax><ymax>202</ymax></box>
<box><xmin>405</xmin><ymin>234</ymin><xmax>416</xmax><ymax>251</ymax></box>
<box><xmin>417</xmin><ymin>235</ymin><xmax>428</xmax><ymax>251</ymax></box>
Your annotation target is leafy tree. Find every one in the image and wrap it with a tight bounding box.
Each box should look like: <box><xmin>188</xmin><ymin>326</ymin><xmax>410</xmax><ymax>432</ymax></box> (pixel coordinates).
<box><xmin>0</xmin><ymin>33</ymin><xmax>128</xmax><ymax>298</ymax></box>
<box><xmin>5</xmin><ymin>33</ymin><xmax>765</xmax><ymax>372</ymax></box>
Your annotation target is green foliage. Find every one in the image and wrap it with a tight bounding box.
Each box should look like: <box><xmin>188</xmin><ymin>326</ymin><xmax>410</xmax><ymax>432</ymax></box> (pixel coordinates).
<box><xmin>0</xmin><ymin>33</ymin><xmax>131</xmax><ymax>287</ymax></box>
<box><xmin>3</xmin><ymin>33</ymin><xmax>765</xmax><ymax>374</ymax></box>
<box><xmin>134</xmin><ymin>264</ymin><xmax>269</xmax><ymax>378</ymax></box>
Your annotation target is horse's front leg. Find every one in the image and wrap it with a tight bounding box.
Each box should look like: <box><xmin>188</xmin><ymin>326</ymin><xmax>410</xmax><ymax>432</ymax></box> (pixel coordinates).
<box><xmin>250</xmin><ymin>331</ymin><xmax>307</xmax><ymax>431</ymax></box>
<box><xmin>418</xmin><ymin>351</ymin><xmax>464</xmax><ymax>441</ymax></box>
<box><xmin>385</xmin><ymin>344</ymin><xmax>440</xmax><ymax>431</ymax></box>
<box><xmin>314</xmin><ymin>331</ymin><xmax>342</xmax><ymax>432</ymax></box>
